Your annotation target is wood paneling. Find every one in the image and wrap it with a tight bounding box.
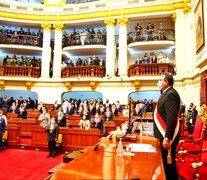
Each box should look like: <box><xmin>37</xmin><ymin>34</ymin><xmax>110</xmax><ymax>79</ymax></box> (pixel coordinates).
<box><xmin>6</xmin><ymin>124</ymin><xmax>21</xmax><ymax>146</ymax></box>
<box><xmin>31</xmin><ymin>126</ymin><xmax>104</xmax><ymax>151</ymax></box>
<box><xmin>48</xmin><ymin>135</ymin><xmax>166</xmax><ymax>180</ymax></box>
<box><xmin>7</xmin><ymin>118</ymin><xmax>38</xmax><ymax>137</ymax></box>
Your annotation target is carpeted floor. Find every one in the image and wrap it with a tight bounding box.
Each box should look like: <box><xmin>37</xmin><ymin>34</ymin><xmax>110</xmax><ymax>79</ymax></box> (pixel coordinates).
<box><xmin>0</xmin><ymin>148</ymin><xmax>64</xmax><ymax>180</ymax></box>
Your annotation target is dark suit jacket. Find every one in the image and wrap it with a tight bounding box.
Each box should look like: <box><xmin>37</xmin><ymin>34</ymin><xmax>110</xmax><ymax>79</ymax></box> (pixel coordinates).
<box><xmin>45</xmin><ymin>124</ymin><xmax>59</xmax><ymax>141</ymax></box>
<box><xmin>0</xmin><ymin>117</ymin><xmax>6</xmax><ymax>135</ymax></box>
<box><xmin>153</xmin><ymin>87</ymin><xmax>180</xmax><ymax>141</ymax></box>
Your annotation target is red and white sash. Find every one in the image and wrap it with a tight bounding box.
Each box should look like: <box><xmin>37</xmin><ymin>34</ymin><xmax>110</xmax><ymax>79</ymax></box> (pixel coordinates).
<box><xmin>154</xmin><ymin>106</ymin><xmax>180</xmax><ymax>144</ymax></box>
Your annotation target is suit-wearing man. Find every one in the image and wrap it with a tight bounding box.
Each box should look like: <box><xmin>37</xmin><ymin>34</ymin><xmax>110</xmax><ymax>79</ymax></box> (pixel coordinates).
<box><xmin>0</xmin><ymin>110</ymin><xmax>6</xmax><ymax>152</ymax></box>
<box><xmin>45</xmin><ymin>118</ymin><xmax>59</xmax><ymax>158</ymax></box>
<box><xmin>154</xmin><ymin>73</ymin><xmax>180</xmax><ymax>180</ymax></box>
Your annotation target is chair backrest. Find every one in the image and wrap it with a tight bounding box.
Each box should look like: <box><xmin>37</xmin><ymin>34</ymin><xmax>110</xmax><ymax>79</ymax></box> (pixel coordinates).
<box><xmin>193</xmin><ymin>117</ymin><xmax>203</xmax><ymax>140</ymax></box>
<box><xmin>2</xmin><ymin>130</ymin><xmax>8</xmax><ymax>140</ymax></box>
<box><xmin>56</xmin><ymin>133</ymin><xmax>62</xmax><ymax>144</ymax></box>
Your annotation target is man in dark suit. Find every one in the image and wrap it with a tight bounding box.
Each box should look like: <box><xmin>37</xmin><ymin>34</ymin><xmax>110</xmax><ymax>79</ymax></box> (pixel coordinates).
<box><xmin>153</xmin><ymin>73</ymin><xmax>180</xmax><ymax>180</ymax></box>
<box><xmin>0</xmin><ymin>110</ymin><xmax>6</xmax><ymax>152</ymax></box>
<box><xmin>45</xmin><ymin>118</ymin><xmax>59</xmax><ymax>158</ymax></box>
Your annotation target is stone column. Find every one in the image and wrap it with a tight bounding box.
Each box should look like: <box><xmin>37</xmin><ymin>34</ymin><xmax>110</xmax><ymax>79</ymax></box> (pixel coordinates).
<box><xmin>41</xmin><ymin>23</ymin><xmax>52</xmax><ymax>78</ymax></box>
<box><xmin>117</xmin><ymin>17</ymin><xmax>128</xmax><ymax>77</ymax></box>
<box><xmin>174</xmin><ymin>10</ymin><xmax>186</xmax><ymax>77</ymax></box>
<box><xmin>52</xmin><ymin>23</ymin><xmax>64</xmax><ymax>78</ymax></box>
<box><xmin>104</xmin><ymin>18</ymin><xmax>116</xmax><ymax>77</ymax></box>
<box><xmin>185</xmin><ymin>11</ymin><xmax>196</xmax><ymax>75</ymax></box>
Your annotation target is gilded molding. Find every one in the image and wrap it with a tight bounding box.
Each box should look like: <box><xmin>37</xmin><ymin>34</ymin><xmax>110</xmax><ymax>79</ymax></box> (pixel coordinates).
<box><xmin>26</xmin><ymin>81</ymin><xmax>32</xmax><ymax>90</ymax></box>
<box><xmin>44</xmin><ymin>0</ymin><xmax>64</xmax><ymax>7</ymax></box>
<box><xmin>104</xmin><ymin>18</ymin><xmax>116</xmax><ymax>27</ymax></box>
<box><xmin>0</xmin><ymin>80</ymin><xmax>5</xmax><ymax>90</ymax></box>
<box><xmin>53</xmin><ymin>23</ymin><xmax>64</xmax><ymax>31</ymax></box>
<box><xmin>134</xmin><ymin>80</ymin><xmax>140</xmax><ymax>91</ymax></box>
<box><xmin>183</xmin><ymin>5</ymin><xmax>191</xmax><ymax>14</ymax></box>
<box><xmin>65</xmin><ymin>82</ymin><xmax>72</xmax><ymax>91</ymax></box>
<box><xmin>90</xmin><ymin>81</ymin><xmax>96</xmax><ymax>91</ymax></box>
<box><xmin>117</xmin><ymin>17</ymin><xmax>128</xmax><ymax>26</ymax></box>
<box><xmin>184</xmin><ymin>0</ymin><xmax>191</xmax><ymax>3</ymax></box>
<box><xmin>171</xmin><ymin>12</ymin><xmax>176</xmax><ymax>22</ymax></box>
<box><xmin>0</xmin><ymin>2</ymin><xmax>186</xmax><ymax>23</ymax></box>
<box><xmin>41</xmin><ymin>23</ymin><xmax>52</xmax><ymax>31</ymax></box>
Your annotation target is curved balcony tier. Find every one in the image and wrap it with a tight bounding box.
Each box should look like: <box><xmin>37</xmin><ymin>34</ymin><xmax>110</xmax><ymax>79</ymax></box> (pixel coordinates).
<box><xmin>0</xmin><ymin>65</ymin><xmax>41</xmax><ymax>78</ymax></box>
<box><xmin>62</xmin><ymin>65</ymin><xmax>106</xmax><ymax>78</ymax></box>
<box><xmin>128</xmin><ymin>63</ymin><xmax>175</xmax><ymax>77</ymax></box>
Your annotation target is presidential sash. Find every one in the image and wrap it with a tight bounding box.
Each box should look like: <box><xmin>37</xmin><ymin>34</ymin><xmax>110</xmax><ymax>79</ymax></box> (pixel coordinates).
<box><xmin>154</xmin><ymin>106</ymin><xmax>180</xmax><ymax>144</ymax></box>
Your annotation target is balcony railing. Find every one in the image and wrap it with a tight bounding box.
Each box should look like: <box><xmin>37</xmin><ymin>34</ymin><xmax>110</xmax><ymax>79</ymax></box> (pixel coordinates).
<box><xmin>62</xmin><ymin>66</ymin><xmax>106</xmax><ymax>78</ymax></box>
<box><xmin>127</xmin><ymin>29</ymin><xmax>175</xmax><ymax>43</ymax></box>
<box><xmin>63</xmin><ymin>34</ymin><xmax>106</xmax><ymax>47</ymax></box>
<box><xmin>128</xmin><ymin>63</ymin><xmax>175</xmax><ymax>77</ymax></box>
<box><xmin>0</xmin><ymin>65</ymin><xmax>41</xmax><ymax>78</ymax></box>
<box><xmin>0</xmin><ymin>33</ymin><xmax>42</xmax><ymax>47</ymax></box>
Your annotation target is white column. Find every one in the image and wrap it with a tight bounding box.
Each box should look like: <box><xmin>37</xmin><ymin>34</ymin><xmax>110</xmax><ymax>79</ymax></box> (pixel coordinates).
<box><xmin>174</xmin><ymin>10</ymin><xmax>186</xmax><ymax>78</ymax></box>
<box><xmin>118</xmin><ymin>17</ymin><xmax>128</xmax><ymax>77</ymax></box>
<box><xmin>104</xmin><ymin>18</ymin><xmax>116</xmax><ymax>77</ymax></box>
<box><xmin>184</xmin><ymin>11</ymin><xmax>196</xmax><ymax>75</ymax></box>
<box><xmin>41</xmin><ymin>23</ymin><xmax>52</xmax><ymax>78</ymax></box>
<box><xmin>52</xmin><ymin>23</ymin><xmax>64</xmax><ymax>79</ymax></box>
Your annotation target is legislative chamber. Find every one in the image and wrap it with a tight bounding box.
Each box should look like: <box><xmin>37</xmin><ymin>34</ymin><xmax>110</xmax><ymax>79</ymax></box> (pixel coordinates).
<box><xmin>1</xmin><ymin>0</ymin><xmax>207</xmax><ymax>179</ymax></box>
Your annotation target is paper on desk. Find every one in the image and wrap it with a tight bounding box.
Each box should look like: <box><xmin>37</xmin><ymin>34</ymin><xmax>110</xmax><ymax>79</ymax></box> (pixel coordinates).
<box><xmin>128</xmin><ymin>144</ymin><xmax>156</xmax><ymax>152</ymax></box>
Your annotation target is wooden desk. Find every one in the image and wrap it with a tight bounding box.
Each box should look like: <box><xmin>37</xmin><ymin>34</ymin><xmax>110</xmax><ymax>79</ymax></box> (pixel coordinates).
<box><xmin>6</xmin><ymin>124</ymin><xmax>21</xmax><ymax>146</ymax></box>
<box><xmin>7</xmin><ymin>118</ymin><xmax>38</xmax><ymax>137</ymax></box>
<box><xmin>31</xmin><ymin>126</ymin><xmax>104</xmax><ymax>150</ymax></box>
<box><xmin>49</xmin><ymin>135</ymin><xmax>166</xmax><ymax>180</ymax></box>
<box><xmin>103</xmin><ymin>121</ymin><xmax>116</xmax><ymax>135</ymax></box>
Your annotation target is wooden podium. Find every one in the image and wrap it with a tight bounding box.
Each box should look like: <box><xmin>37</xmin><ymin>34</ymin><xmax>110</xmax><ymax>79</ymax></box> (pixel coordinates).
<box><xmin>48</xmin><ymin>134</ymin><xmax>166</xmax><ymax>180</ymax></box>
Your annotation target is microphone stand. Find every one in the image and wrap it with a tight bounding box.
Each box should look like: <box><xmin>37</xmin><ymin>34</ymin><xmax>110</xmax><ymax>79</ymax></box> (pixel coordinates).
<box><xmin>122</xmin><ymin>102</ymin><xmax>150</xmax><ymax>141</ymax></box>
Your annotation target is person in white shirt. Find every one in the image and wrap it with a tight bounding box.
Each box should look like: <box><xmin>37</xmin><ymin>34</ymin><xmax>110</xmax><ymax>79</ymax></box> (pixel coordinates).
<box><xmin>38</xmin><ymin>107</ymin><xmax>51</xmax><ymax>128</ymax></box>
<box><xmin>79</xmin><ymin>115</ymin><xmax>90</xmax><ymax>130</ymax></box>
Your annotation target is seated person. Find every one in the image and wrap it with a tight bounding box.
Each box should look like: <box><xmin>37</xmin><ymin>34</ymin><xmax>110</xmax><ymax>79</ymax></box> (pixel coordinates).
<box><xmin>38</xmin><ymin>107</ymin><xmax>51</xmax><ymax>128</ymax></box>
<box><xmin>91</xmin><ymin>113</ymin><xmax>103</xmax><ymax>131</ymax></box>
<box><xmin>79</xmin><ymin>114</ymin><xmax>90</xmax><ymax>130</ymax></box>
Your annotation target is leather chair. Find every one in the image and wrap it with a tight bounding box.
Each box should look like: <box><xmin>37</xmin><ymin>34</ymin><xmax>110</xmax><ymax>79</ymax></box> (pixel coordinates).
<box><xmin>2</xmin><ymin>130</ymin><xmax>8</xmax><ymax>150</ymax></box>
<box><xmin>56</xmin><ymin>133</ymin><xmax>63</xmax><ymax>153</ymax></box>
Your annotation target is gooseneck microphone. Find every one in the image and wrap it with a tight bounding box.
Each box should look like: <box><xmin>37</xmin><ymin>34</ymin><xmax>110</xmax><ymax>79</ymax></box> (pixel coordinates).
<box><xmin>122</xmin><ymin>102</ymin><xmax>150</xmax><ymax>141</ymax></box>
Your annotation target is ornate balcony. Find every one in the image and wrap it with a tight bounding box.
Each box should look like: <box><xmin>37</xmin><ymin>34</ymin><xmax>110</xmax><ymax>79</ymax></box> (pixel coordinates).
<box><xmin>62</xmin><ymin>66</ymin><xmax>106</xmax><ymax>78</ymax></box>
<box><xmin>0</xmin><ymin>65</ymin><xmax>41</xmax><ymax>78</ymax></box>
<box><xmin>128</xmin><ymin>63</ymin><xmax>175</xmax><ymax>77</ymax></box>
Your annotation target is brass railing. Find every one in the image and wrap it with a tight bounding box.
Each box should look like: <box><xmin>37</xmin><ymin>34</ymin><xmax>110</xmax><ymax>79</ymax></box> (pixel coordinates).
<box><xmin>128</xmin><ymin>63</ymin><xmax>175</xmax><ymax>77</ymax></box>
<box><xmin>62</xmin><ymin>66</ymin><xmax>105</xmax><ymax>78</ymax></box>
<box><xmin>0</xmin><ymin>65</ymin><xmax>41</xmax><ymax>78</ymax></box>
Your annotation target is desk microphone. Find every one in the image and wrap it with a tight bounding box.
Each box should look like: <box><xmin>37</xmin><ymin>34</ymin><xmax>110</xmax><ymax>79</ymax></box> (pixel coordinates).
<box><xmin>122</xmin><ymin>102</ymin><xmax>150</xmax><ymax>141</ymax></box>
<box><xmin>93</xmin><ymin>142</ymin><xmax>101</xmax><ymax>151</ymax></box>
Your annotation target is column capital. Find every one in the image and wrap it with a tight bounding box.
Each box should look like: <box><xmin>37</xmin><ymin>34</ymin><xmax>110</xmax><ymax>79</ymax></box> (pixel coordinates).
<box><xmin>53</xmin><ymin>23</ymin><xmax>64</xmax><ymax>31</ymax></box>
<box><xmin>183</xmin><ymin>5</ymin><xmax>191</xmax><ymax>14</ymax></box>
<box><xmin>0</xmin><ymin>80</ymin><xmax>5</xmax><ymax>90</ymax></box>
<box><xmin>65</xmin><ymin>82</ymin><xmax>72</xmax><ymax>91</ymax></box>
<box><xmin>184</xmin><ymin>0</ymin><xmax>191</xmax><ymax>3</ymax></box>
<box><xmin>134</xmin><ymin>80</ymin><xmax>140</xmax><ymax>91</ymax></box>
<box><xmin>90</xmin><ymin>81</ymin><xmax>96</xmax><ymax>91</ymax></box>
<box><xmin>117</xmin><ymin>17</ymin><xmax>128</xmax><ymax>26</ymax></box>
<box><xmin>26</xmin><ymin>81</ymin><xmax>32</xmax><ymax>91</ymax></box>
<box><xmin>41</xmin><ymin>23</ymin><xmax>52</xmax><ymax>31</ymax></box>
<box><xmin>171</xmin><ymin>12</ymin><xmax>176</xmax><ymax>22</ymax></box>
<box><xmin>104</xmin><ymin>18</ymin><xmax>116</xmax><ymax>27</ymax></box>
